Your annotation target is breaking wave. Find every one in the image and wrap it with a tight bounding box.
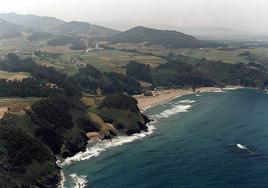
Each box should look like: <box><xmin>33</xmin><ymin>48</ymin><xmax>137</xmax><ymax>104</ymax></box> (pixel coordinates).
<box><xmin>59</xmin><ymin>124</ymin><xmax>156</xmax><ymax>167</ymax></box>
<box><xmin>152</xmin><ymin>104</ymin><xmax>192</xmax><ymax>119</ymax></box>
<box><xmin>178</xmin><ymin>99</ymin><xmax>196</xmax><ymax>104</ymax></box>
<box><xmin>69</xmin><ymin>173</ymin><xmax>88</xmax><ymax>188</ymax></box>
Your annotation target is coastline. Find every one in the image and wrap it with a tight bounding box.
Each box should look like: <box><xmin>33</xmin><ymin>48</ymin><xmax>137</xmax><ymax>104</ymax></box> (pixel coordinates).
<box><xmin>134</xmin><ymin>86</ymin><xmax>244</xmax><ymax>111</ymax></box>
<box><xmin>59</xmin><ymin>85</ymin><xmax>243</xmax><ymax>187</ymax></box>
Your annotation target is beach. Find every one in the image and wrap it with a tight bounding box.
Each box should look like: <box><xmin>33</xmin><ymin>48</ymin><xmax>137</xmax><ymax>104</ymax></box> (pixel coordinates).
<box><xmin>135</xmin><ymin>86</ymin><xmax>243</xmax><ymax>111</ymax></box>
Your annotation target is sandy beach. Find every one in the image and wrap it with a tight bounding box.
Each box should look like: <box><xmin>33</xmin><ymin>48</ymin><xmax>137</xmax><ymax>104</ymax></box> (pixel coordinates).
<box><xmin>135</xmin><ymin>86</ymin><xmax>243</xmax><ymax>111</ymax></box>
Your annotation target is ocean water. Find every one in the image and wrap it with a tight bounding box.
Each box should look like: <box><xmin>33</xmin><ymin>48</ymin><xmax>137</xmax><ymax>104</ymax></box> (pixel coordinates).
<box><xmin>60</xmin><ymin>89</ymin><xmax>268</xmax><ymax>188</ymax></box>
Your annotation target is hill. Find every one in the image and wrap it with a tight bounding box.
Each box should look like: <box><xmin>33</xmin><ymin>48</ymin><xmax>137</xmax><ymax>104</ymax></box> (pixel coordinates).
<box><xmin>0</xmin><ymin>12</ymin><xmax>65</xmax><ymax>32</ymax></box>
<box><xmin>108</xmin><ymin>26</ymin><xmax>215</xmax><ymax>48</ymax></box>
<box><xmin>0</xmin><ymin>19</ymin><xmax>28</xmax><ymax>39</ymax></box>
<box><xmin>50</xmin><ymin>21</ymin><xmax>120</xmax><ymax>38</ymax></box>
<box><xmin>0</xmin><ymin>13</ymin><xmax>119</xmax><ymax>38</ymax></box>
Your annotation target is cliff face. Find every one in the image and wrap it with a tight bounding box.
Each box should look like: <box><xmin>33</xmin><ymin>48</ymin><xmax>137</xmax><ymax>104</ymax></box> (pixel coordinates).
<box><xmin>0</xmin><ymin>94</ymin><xmax>149</xmax><ymax>187</ymax></box>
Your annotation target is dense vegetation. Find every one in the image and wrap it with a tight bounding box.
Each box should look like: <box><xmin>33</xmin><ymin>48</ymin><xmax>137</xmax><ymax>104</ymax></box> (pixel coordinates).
<box><xmin>0</xmin><ymin>79</ymin><xmax>57</xmax><ymax>97</ymax></box>
<box><xmin>126</xmin><ymin>61</ymin><xmax>151</xmax><ymax>82</ymax></box>
<box><xmin>0</xmin><ymin>119</ymin><xmax>60</xmax><ymax>187</ymax></box>
<box><xmin>73</xmin><ymin>64</ymin><xmax>142</xmax><ymax>95</ymax></box>
<box><xmin>95</xmin><ymin>94</ymin><xmax>149</xmax><ymax>135</ymax></box>
<box><xmin>126</xmin><ymin>55</ymin><xmax>268</xmax><ymax>88</ymax></box>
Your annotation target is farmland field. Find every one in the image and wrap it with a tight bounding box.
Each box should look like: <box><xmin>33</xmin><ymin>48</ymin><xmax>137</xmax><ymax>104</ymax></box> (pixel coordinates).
<box><xmin>0</xmin><ymin>97</ymin><xmax>40</xmax><ymax>119</ymax></box>
<box><xmin>0</xmin><ymin>70</ymin><xmax>30</xmax><ymax>80</ymax></box>
<box><xmin>108</xmin><ymin>43</ymin><xmax>268</xmax><ymax>65</ymax></box>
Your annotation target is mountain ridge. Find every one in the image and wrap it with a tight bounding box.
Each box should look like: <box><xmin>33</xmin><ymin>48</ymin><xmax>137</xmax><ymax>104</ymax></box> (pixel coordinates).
<box><xmin>108</xmin><ymin>26</ymin><xmax>216</xmax><ymax>48</ymax></box>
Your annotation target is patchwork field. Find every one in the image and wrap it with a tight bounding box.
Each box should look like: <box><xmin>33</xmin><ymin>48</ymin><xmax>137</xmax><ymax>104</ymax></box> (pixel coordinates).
<box><xmin>34</xmin><ymin>49</ymin><xmax>167</xmax><ymax>75</ymax></box>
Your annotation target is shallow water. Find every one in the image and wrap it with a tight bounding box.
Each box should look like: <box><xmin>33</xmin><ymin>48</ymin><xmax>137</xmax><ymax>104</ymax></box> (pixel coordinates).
<box><xmin>61</xmin><ymin>89</ymin><xmax>268</xmax><ymax>188</ymax></box>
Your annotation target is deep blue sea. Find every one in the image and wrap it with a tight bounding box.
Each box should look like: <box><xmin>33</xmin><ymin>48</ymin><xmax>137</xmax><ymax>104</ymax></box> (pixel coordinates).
<box><xmin>61</xmin><ymin>89</ymin><xmax>268</xmax><ymax>188</ymax></box>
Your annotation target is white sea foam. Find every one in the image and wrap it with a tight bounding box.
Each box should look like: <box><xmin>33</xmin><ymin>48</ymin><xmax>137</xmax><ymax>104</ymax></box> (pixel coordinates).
<box><xmin>212</xmin><ymin>88</ymin><xmax>225</xmax><ymax>93</ymax></box>
<box><xmin>195</xmin><ymin>94</ymin><xmax>201</xmax><ymax>97</ymax></box>
<box><xmin>59</xmin><ymin>124</ymin><xmax>156</xmax><ymax>167</ymax></box>
<box><xmin>142</xmin><ymin>105</ymin><xmax>153</xmax><ymax>112</ymax></box>
<box><xmin>223</xmin><ymin>87</ymin><xmax>243</xmax><ymax>91</ymax></box>
<box><xmin>153</xmin><ymin>104</ymin><xmax>191</xmax><ymax>119</ymax></box>
<box><xmin>179</xmin><ymin>99</ymin><xmax>196</xmax><ymax>104</ymax></box>
<box><xmin>57</xmin><ymin>170</ymin><xmax>66</xmax><ymax>188</ymax></box>
<box><xmin>69</xmin><ymin>173</ymin><xmax>88</xmax><ymax>188</ymax></box>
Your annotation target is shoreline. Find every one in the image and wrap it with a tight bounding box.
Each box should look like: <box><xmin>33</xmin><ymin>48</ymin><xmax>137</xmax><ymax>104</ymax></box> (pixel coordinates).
<box><xmin>135</xmin><ymin>86</ymin><xmax>244</xmax><ymax>111</ymax></box>
<box><xmin>59</xmin><ymin>85</ymin><xmax>243</xmax><ymax>187</ymax></box>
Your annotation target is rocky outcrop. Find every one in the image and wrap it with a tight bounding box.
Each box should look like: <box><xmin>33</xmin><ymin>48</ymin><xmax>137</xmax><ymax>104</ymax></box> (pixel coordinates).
<box><xmin>94</xmin><ymin>94</ymin><xmax>150</xmax><ymax>135</ymax></box>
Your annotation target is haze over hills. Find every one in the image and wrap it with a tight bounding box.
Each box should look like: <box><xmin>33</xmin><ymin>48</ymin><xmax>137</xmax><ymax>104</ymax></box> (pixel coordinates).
<box><xmin>0</xmin><ymin>12</ymin><xmax>119</xmax><ymax>38</ymax></box>
<box><xmin>0</xmin><ymin>13</ymin><xmax>222</xmax><ymax>48</ymax></box>
<box><xmin>0</xmin><ymin>19</ymin><xmax>29</xmax><ymax>39</ymax></box>
<box><xmin>50</xmin><ymin>21</ymin><xmax>119</xmax><ymax>38</ymax></box>
<box><xmin>0</xmin><ymin>12</ymin><xmax>65</xmax><ymax>32</ymax></box>
<box><xmin>97</xmin><ymin>21</ymin><xmax>268</xmax><ymax>41</ymax></box>
<box><xmin>108</xmin><ymin>26</ymin><xmax>217</xmax><ymax>48</ymax></box>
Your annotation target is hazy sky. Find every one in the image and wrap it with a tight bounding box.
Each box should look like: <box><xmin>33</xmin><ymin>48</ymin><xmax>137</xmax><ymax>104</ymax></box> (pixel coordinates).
<box><xmin>0</xmin><ymin>0</ymin><xmax>267</xmax><ymax>33</ymax></box>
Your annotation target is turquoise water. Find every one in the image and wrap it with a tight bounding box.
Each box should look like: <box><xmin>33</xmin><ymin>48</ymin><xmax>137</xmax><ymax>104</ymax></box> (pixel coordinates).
<box><xmin>61</xmin><ymin>89</ymin><xmax>268</xmax><ymax>188</ymax></box>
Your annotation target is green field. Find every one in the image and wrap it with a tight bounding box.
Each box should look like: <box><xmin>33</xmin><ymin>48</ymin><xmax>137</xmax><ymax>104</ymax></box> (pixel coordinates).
<box><xmin>174</xmin><ymin>48</ymin><xmax>249</xmax><ymax>64</ymax></box>
<box><xmin>0</xmin><ymin>70</ymin><xmax>30</xmax><ymax>80</ymax></box>
<box><xmin>0</xmin><ymin>97</ymin><xmax>40</xmax><ymax>107</ymax></box>
<box><xmin>108</xmin><ymin>43</ymin><xmax>268</xmax><ymax>65</ymax></box>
